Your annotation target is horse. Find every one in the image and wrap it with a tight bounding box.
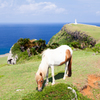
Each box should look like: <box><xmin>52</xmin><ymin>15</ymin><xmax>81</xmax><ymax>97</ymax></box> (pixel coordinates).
<box><xmin>35</xmin><ymin>45</ymin><xmax>73</xmax><ymax>91</ymax></box>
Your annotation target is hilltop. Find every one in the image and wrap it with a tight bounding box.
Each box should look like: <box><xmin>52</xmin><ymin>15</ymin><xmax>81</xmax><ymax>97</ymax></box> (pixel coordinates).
<box><xmin>48</xmin><ymin>23</ymin><xmax>100</xmax><ymax>46</ymax></box>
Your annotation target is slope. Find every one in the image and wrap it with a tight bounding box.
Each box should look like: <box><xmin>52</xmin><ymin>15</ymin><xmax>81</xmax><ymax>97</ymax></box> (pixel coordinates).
<box><xmin>48</xmin><ymin>23</ymin><xmax>100</xmax><ymax>45</ymax></box>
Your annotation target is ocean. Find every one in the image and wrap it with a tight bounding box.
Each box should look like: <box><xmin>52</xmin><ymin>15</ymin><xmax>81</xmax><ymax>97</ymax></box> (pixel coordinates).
<box><xmin>0</xmin><ymin>23</ymin><xmax>100</xmax><ymax>55</ymax></box>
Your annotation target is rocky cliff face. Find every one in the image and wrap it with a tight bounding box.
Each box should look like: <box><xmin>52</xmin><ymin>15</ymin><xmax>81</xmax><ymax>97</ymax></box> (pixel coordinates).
<box><xmin>7</xmin><ymin>45</ymin><xmax>18</xmax><ymax>65</ymax></box>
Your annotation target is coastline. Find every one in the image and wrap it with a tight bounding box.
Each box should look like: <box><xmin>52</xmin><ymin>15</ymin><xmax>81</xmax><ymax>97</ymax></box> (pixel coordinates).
<box><xmin>0</xmin><ymin>53</ymin><xmax>9</xmax><ymax>58</ymax></box>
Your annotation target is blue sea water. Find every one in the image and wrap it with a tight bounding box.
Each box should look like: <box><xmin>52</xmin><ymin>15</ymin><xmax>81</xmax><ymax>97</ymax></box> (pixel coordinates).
<box><xmin>0</xmin><ymin>23</ymin><xmax>66</xmax><ymax>54</ymax></box>
<box><xmin>0</xmin><ymin>23</ymin><xmax>100</xmax><ymax>55</ymax></box>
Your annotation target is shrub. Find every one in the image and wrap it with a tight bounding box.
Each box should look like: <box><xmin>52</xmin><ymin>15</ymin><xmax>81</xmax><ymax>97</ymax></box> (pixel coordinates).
<box><xmin>18</xmin><ymin>38</ymin><xmax>30</xmax><ymax>48</ymax></box>
<box><xmin>11</xmin><ymin>38</ymin><xmax>46</xmax><ymax>63</ymax></box>
<box><xmin>92</xmin><ymin>43</ymin><xmax>100</xmax><ymax>53</ymax></box>
<box><xmin>71</xmin><ymin>41</ymin><xmax>80</xmax><ymax>48</ymax></box>
<box><xmin>11</xmin><ymin>43</ymin><xmax>21</xmax><ymax>55</ymax></box>
<box><xmin>60</xmin><ymin>29</ymin><xmax>96</xmax><ymax>49</ymax></box>
<box><xmin>38</xmin><ymin>39</ymin><xmax>46</xmax><ymax>46</ymax></box>
<box><xmin>22</xmin><ymin>83</ymin><xmax>90</xmax><ymax>100</ymax></box>
<box><xmin>30</xmin><ymin>48</ymin><xmax>38</xmax><ymax>55</ymax></box>
<box><xmin>16</xmin><ymin>51</ymin><xmax>28</xmax><ymax>62</ymax></box>
<box><xmin>47</xmin><ymin>43</ymin><xmax>59</xmax><ymax>49</ymax></box>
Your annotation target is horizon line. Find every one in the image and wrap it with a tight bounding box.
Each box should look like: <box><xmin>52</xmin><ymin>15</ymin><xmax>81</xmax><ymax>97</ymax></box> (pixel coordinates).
<box><xmin>0</xmin><ymin>22</ymin><xmax>100</xmax><ymax>24</ymax></box>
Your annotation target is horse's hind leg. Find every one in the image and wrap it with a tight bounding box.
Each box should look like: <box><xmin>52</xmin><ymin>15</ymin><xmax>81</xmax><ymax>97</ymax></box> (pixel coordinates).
<box><xmin>63</xmin><ymin>61</ymin><xmax>69</xmax><ymax>80</ymax></box>
<box><xmin>68</xmin><ymin>56</ymin><xmax>72</xmax><ymax>77</ymax></box>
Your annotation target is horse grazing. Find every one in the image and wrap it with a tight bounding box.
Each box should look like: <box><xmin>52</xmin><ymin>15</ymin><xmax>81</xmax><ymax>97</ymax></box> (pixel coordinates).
<box><xmin>35</xmin><ymin>45</ymin><xmax>73</xmax><ymax>91</ymax></box>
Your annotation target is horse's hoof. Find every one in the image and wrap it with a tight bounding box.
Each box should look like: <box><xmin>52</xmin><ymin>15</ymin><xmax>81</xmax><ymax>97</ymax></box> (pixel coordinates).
<box><xmin>63</xmin><ymin>75</ymin><xmax>68</xmax><ymax>79</ymax></box>
<box><xmin>52</xmin><ymin>83</ymin><xmax>55</xmax><ymax>85</ymax></box>
<box><xmin>63</xmin><ymin>77</ymin><xmax>66</xmax><ymax>80</ymax></box>
<box><xmin>45</xmin><ymin>83</ymin><xmax>48</xmax><ymax>86</ymax></box>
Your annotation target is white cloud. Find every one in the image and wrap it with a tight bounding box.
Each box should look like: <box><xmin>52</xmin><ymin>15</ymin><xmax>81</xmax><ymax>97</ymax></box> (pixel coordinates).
<box><xmin>55</xmin><ymin>8</ymin><xmax>66</xmax><ymax>14</ymax></box>
<box><xmin>0</xmin><ymin>0</ymin><xmax>67</xmax><ymax>17</ymax></box>
<box><xmin>18</xmin><ymin>1</ymin><xmax>66</xmax><ymax>15</ymax></box>
<box><xmin>43</xmin><ymin>2</ymin><xmax>57</xmax><ymax>10</ymax></box>
<box><xmin>19</xmin><ymin>3</ymin><xmax>38</xmax><ymax>13</ymax></box>
<box><xmin>0</xmin><ymin>1</ymin><xmax>8</xmax><ymax>8</ymax></box>
<box><xmin>26</xmin><ymin>0</ymin><xmax>32</xmax><ymax>3</ymax></box>
<box><xmin>26</xmin><ymin>0</ymin><xmax>35</xmax><ymax>3</ymax></box>
<box><xmin>0</xmin><ymin>0</ymin><xmax>15</xmax><ymax>9</ymax></box>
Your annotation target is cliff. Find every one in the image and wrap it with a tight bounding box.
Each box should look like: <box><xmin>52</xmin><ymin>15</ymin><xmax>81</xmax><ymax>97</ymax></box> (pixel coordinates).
<box><xmin>48</xmin><ymin>23</ymin><xmax>100</xmax><ymax>48</ymax></box>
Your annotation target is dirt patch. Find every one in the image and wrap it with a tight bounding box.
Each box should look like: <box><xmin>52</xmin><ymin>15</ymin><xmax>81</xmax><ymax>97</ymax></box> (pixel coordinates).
<box><xmin>80</xmin><ymin>74</ymin><xmax>100</xmax><ymax>100</ymax></box>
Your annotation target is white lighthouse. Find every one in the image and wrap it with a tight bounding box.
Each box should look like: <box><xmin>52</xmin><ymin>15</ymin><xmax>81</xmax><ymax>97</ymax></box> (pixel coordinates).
<box><xmin>74</xmin><ymin>19</ymin><xmax>77</xmax><ymax>24</ymax></box>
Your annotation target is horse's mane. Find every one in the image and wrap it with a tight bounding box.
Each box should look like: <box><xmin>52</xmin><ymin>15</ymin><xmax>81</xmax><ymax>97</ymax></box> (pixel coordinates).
<box><xmin>42</xmin><ymin>48</ymin><xmax>50</xmax><ymax>58</ymax></box>
<box><xmin>36</xmin><ymin>49</ymin><xmax>50</xmax><ymax>78</ymax></box>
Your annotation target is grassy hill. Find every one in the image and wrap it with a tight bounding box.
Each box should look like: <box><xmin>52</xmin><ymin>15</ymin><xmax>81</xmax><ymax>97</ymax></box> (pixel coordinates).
<box><xmin>48</xmin><ymin>23</ymin><xmax>100</xmax><ymax>45</ymax></box>
<box><xmin>0</xmin><ymin>50</ymin><xmax>100</xmax><ymax>100</ymax></box>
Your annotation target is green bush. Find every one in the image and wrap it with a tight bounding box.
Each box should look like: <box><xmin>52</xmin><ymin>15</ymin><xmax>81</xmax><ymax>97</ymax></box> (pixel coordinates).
<box><xmin>51</xmin><ymin>30</ymin><xmax>96</xmax><ymax>49</ymax></box>
<box><xmin>11</xmin><ymin>43</ymin><xmax>21</xmax><ymax>55</ymax></box>
<box><xmin>71</xmin><ymin>41</ymin><xmax>80</xmax><ymax>48</ymax></box>
<box><xmin>22</xmin><ymin>83</ymin><xmax>90</xmax><ymax>100</ymax></box>
<box><xmin>17</xmin><ymin>51</ymin><xmax>29</xmax><ymax>62</ymax></box>
<box><xmin>47</xmin><ymin>43</ymin><xmax>59</xmax><ymax>49</ymax></box>
<box><xmin>92</xmin><ymin>43</ymin><xmax>100</xmax><ymax>53</ymax></box>
<box><xmin>30</xmin><ymin>48</ymin><xmax>38</xmax><ymax>55</ymax></box>
<box><xmin>18</xmin><ymin>38</ymin><xmax>30</xmax><ymax>47</ymax></box>
<box><xmin>11</xmin><ymin>38</ymin><xmax>46</xmax><ymax>63</ymax></box>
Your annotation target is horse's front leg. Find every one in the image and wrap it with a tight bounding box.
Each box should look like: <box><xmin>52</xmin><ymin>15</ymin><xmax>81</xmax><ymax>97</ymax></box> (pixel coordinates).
<box><xmin>51</xmin><ymin>66</ymin><xmax>55</xmax><ymax>85</ymax></box>
<box><xmin>45</xmin><ymin>67</ymin><xmax>49</xmax><ymax>86</ymax></box>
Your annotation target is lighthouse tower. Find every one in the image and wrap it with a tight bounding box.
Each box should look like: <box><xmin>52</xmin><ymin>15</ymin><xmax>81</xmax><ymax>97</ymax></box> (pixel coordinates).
<box><xmin>74</xmin><ymin>19</ymin><xmax>77</xmax><ymax>24</ymax></box>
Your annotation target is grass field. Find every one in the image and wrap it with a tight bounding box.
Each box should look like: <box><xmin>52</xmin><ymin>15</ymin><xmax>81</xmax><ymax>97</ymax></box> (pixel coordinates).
<box><xmin>0</xmin><ymin>50</ymin><xmax>100</xmax><ymax>100</ymax></box>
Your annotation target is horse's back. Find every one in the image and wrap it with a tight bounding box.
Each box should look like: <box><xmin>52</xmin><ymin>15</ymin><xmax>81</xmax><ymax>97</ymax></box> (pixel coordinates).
<box><xmin>43</xmin><ymin>45</ymin><xmax>72</xmax><ymax>66</ymax></box>
<box><xmin>55</xmin><ymin>45</ymin><xmax>72</xmax><ymax>55</ymax></box>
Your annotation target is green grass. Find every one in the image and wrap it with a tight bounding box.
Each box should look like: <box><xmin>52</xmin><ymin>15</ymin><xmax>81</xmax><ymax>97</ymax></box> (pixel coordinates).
<box><xmin>22</xmin><ymin>83</ymin><xmax>90</xmax><ymax>100</ymax></box>
<box><xmin>0</xmin><ymin>50</ymin><xmax>100</xmax><ymax>100</ymax></box>
<box><xmin>0</xmin><ymin>56</ymin><xmax>8</xmax><ymax>68</ymax></box>
<box><xmin>65</xmin><ymin>24</ymin><xmax>100</xmax><ymax>43</ymax></box>
<box><xmin>0</xmin><ymin>56</ymin><xmax>7</xmax><ymax>64</ymax></box>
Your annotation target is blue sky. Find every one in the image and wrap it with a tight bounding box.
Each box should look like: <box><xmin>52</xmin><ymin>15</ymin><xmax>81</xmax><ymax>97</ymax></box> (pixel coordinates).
<box><xmin>0</xmin><ymin>0</ymin><xmax>100</xmax><ymax>23</ymax></box>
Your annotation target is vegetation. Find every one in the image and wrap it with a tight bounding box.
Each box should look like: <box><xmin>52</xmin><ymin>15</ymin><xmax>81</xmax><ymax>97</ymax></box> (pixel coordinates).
<box><xmin>22</xmin><ymin>83</ymin><xmax>90</xmax><ymax>100</ymax></box>
<box><xmin>92</xmin><ymin>43</ymin><xmax>100</xmax><ymax>53</ymax></box>
<box><xmin>59</xmin><ymin>30</ymin><xmax>96</xmax><ymax>49</ymax></box>
<box><xmin>0</xmin><ymin>56</ymin><xmax>8</xmax><ymax>67</ymax></box>
<box><xmin>0</xmin><ymin>50</ymin><xmax>100</xmax><ymax>100</ymax></box>
<box><xmin>47</xmin><ymin>43</ymin><xmax>59</xmax><ymax>49</ymax></box>
<box><xmin>11</xmin><ymin>38</ymin><xmax>46</xmax><ymax>63</ymax></box>
<box><xmin>48</xmin><ymin>23</ymin><xmax>100</xmax><ymax>49</ymax></box>
<box><xmin>63</xmin><ymin>24</ymin><xmax>100</xmax><ymax>43</ymax></box>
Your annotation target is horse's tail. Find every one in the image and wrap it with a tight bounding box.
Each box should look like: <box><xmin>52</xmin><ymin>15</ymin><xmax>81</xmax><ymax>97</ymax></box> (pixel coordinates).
<box><xmin>68</xmin><ymin>56</ymin><xmax>72</xmax><ymax>77</ymax></box>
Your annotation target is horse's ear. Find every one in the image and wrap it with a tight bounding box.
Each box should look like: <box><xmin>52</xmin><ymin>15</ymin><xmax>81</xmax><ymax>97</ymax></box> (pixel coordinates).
<box><xmin>40</xmin><ymin>72</ymin><xmax>42</xmax><ymax>76</ymax></box>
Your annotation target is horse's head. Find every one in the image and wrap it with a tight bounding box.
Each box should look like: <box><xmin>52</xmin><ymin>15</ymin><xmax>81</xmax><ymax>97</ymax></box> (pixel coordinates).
<box><xmin>35</xmin><ymin>72</ymin><xmax>44</xmax><ymax>91</ymax></box>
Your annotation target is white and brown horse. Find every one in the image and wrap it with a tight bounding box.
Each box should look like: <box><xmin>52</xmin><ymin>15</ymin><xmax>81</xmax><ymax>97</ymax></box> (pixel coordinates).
<box><xmin>35</xmin><ymin>45</ymin><xmax>73</xmax><ymax>91</ymax></box>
